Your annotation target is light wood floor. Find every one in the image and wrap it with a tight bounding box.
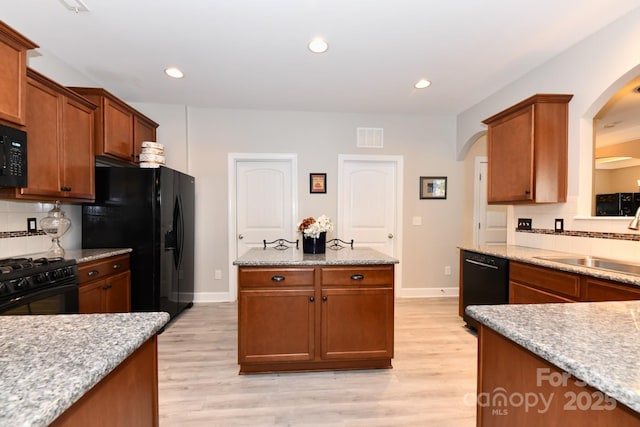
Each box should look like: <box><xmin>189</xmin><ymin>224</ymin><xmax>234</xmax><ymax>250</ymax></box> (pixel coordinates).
<box><xmin>157</xmin><ymin>298</ymin><xmax>478</xmax><ymax>426</ymax></box>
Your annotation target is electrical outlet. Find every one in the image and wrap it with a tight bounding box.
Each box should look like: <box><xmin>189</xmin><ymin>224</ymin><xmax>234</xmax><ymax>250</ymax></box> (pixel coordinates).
<box><xmin>555</xmin><ymin>218</ymin><xmax>564</xmax><ymax>233</ymax></box>
<box><xmin>517</xmin><ymin>218</ymin><xmax>532</xmax><ymax>230</ymax></box>
<box><xmin>27</xmin><ymin>217</ymin><xmax>37</xmax><ymax>233</ymax></box>
<box><xmin>444</xmin><ymin>266</ymin><xmax>451</xmax><ymax>276</ymax></box>
<box><xmin>214</xmin><ymin>270</ymin><xmax>222</xmax><ymax>280</ymax></box>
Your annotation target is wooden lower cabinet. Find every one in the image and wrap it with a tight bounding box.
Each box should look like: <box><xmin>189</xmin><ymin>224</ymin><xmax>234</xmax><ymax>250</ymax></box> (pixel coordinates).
<box><xmin>239</xmin><ymin>289</ymin><xmax>315</xmax><ymax>364</ymax></box>
<box><xmin>477</xmin><ymin>325</ymin><xmax>640</xmax><ymax>426</ymax></box>
<box><xmin>321</xmin><ymin>287</ymin><xmax>393</xmax><ymax>360</ymax></box>
<box><xmin>50</xmin><ymin>336</ymin><xmax>159</xmax><ymax>427</ymax></box>
<box><xmin>78</xmin><ymin>254</ymin><xmax>131</xmax><ymax>313</ymax></box>
<box><xmin>237</xmin><ymin>264</ymin><xmax>394</xmax><ymax>373</ymax></box>
<box><xmin>510</xmin><ymin>260</ymin><xmax>640</xmax><ymax>304</ymax></box>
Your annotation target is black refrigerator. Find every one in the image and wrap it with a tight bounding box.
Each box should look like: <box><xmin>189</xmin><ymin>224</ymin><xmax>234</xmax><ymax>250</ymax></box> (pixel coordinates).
<box><xmin>82</xmin><ymin>166</ymin><xmax>195</xmax><ymax>320</ymax></box>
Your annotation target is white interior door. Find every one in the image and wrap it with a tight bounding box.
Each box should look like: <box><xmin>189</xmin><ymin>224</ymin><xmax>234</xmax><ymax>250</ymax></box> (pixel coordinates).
<box><xmin>229</xmin><ymin>154</ymin><xmax>298</xmax><ymax>300</ymax></box>
<box><xmin>338</xmin><ymin>155</ymin><xmax>403</xmax><ymax>290</ymax></box>
<box><xmin>474</xmin><ymin>157</ymin><xmax>507</xmax><ymax>245</ymax></box>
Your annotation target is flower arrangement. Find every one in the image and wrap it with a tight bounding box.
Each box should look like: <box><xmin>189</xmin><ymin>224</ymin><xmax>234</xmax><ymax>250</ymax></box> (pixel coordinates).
<box><xmin>298</xmin><ymin>214</ymin><xmax>334</xmax><ymax>239</ymax></box>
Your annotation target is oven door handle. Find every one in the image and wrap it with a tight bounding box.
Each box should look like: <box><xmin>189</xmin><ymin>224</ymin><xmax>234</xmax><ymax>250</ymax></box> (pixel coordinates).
<box><xmin>464</xmin><ymin>258</ymin><xmax>499</xmax><ymax>270</ymax></box>
<box><xmin>0</xmin><ymin>283</ymin><xmax>78</xmax><ymax>314</ymax></box>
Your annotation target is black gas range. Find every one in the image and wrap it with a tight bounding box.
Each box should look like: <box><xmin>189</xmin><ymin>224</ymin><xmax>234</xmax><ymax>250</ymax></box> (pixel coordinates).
<box><xmin>0</xmin><ymin>257</ymin><xmax>79</xmax><ymax>315</ymax></box>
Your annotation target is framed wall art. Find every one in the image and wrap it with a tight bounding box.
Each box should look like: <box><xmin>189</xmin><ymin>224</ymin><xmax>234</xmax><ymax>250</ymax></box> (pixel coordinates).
<box><xmin>310</xmin><ymin>173</ymin><xmax>327</xmax><ymax>194</ymax></box>
<box><xmin>420</xmin><ymin>176</ymin><xmax>447</xmax><ymax>199</ymax></box>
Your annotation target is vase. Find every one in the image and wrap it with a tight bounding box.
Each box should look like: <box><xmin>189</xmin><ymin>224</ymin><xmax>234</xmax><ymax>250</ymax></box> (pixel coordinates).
<box><xmin>303</xmin><ymin>232</ymin><xmax>326</xmax><ymax>254</ymax></box>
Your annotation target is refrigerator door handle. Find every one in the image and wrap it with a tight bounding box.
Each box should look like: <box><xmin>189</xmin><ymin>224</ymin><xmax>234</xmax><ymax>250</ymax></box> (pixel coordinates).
<box><xmin>173</xmin><ymin>195</ymin><xmax>184</xmax><ymax>270</ymax></box>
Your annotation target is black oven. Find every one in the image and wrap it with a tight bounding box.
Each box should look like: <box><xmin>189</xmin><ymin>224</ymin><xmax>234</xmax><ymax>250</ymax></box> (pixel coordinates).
<box><xmin>0</xmin><ymin>257</ymin><xmax>79</xmax><ymax>315</ymax></box>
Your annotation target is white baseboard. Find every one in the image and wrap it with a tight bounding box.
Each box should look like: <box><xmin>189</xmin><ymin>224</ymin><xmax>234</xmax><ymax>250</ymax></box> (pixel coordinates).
<box><xmin>193</xmin><ymin>292</ymin><xmax>234</xmax><ymax>303</ymax></box>
<box><xmin>397</xmin><ymin>287</ymin><xmax>459</xmax><ymax>298</ymax></box>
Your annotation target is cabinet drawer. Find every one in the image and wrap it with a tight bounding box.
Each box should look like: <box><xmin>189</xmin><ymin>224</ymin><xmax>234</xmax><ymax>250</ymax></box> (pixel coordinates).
<box><xmin>78</xmin><ymin>254</ymin><xmax>130</xmax><ymax>284</ymax></box>
<box><xmin>582</xmin><ymin>277</ymin><xmax>640</xmax><ymax>302</ymax></box>
<box><xmin>321</xmin><ymin>266</ymin><xmax>394</xmax><ymax>287</ymax></box>
<box><xmin>509</xmin><ymin>282</ymin><xmax>576</xmax><ymax>304</ymax></box>
<box><xmin>238</xmin><ymin>267</ymin><xmax>314</xmax><ymax>288</ymax></box>
<box><xmin>510</xmin><ymin>261</ymin><xmax>580</xmax><ymax>298</ymax></box>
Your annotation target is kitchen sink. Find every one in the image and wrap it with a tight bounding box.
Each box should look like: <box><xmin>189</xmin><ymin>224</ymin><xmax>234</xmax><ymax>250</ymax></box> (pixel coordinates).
<box><xmin>535</xmin><ymin>255</ymin><xmax>640</xmax><ymax>276</ymax></box>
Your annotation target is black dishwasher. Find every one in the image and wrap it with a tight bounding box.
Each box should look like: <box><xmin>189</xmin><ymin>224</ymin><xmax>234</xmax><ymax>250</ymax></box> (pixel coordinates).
<box><xmin>461</xmin><ymin>250</ymin><xmax>509</xmax><ymax>330</ymax></box>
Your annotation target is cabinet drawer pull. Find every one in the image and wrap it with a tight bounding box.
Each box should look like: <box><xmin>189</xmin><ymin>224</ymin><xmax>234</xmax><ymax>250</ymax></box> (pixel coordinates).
<box><xmin>102</xmin><ymin>283</ymin><xmax>112</xmax><ymax>290</ymax></box>
<box><xmin>350</xmin><ymin>274</ymin><xmax>364</xmax><ymax>280</ymax></box>
<box><xmin>309</xmin><ymin>296</ymin><xmax>315</xmax><ymax>302</ymax></box>
<box><xmin>271</xmin><ymin>275</ymin><xmax>285</xmax><ymax>282</ymax></box>
<box><xmin>112</xmin><ymin>263</ymin><xmax>121</xmax><ymax>270</ymax></box>
<box><xmin>60</xmin><ymin>186</ymin><xmax>72</xmax><ymax>192</ymax></box>
<box><xmin>87</xmin><ymin>270</ymin><xmax>99</xmax><ymax>277</ymax></box>
<box><xmin>322</xmin><ymin>296</ymin><xmax>327</xmax><ymax>302</ymax></box>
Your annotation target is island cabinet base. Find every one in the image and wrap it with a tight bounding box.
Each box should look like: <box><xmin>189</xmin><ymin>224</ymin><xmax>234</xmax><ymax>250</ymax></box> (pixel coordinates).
<box><xmin>50</xmin><ymin>336</ymin><xmax>159</xmax><ymax>427</ymax></box>
<box><xmin>238</xmin><ymin>264</ymin><xmax>394</xmax><ymax>374</ymax></box>
<box><xmin>477</xmin><ymin>326</ymin><xmax>640</xmax><ymax>426</ymax></box>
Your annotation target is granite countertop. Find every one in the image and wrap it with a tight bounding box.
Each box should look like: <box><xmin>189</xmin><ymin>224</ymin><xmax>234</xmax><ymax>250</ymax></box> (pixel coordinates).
<box><xmin>459</xmin><ymin>244</ymin><xmax>640</xmax><ymax>287</ymax></box>
<box><xmin>20</xmin><ymin>248</ymin><xmax>132</xmax><ymax>264</ymax></box>
<box><xmin>466</xmin><ymin>301</ymin><xmax>640</xmax><ymax>413</ymax></box>
<box><xmin>233</xmin><ymin>247</ymin><xmax>399</xmax><ymax>266</ymax></box>
<box><xmin>0</xmin><ymin>312</ymin><xmax>169</xmax><ymax>426</ymax></box>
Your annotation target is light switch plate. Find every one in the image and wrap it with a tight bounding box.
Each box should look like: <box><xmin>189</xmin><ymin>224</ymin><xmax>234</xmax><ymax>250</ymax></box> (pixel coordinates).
<box><xmin>517</xmin><ymin>218</ymin><xmax>532</xmax><ymax>230</ymax></box>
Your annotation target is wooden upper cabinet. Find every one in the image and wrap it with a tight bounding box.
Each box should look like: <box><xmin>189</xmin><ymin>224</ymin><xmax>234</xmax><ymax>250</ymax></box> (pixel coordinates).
<box><xmin>483</xmin><ymin>94</ymin><xmax>573</xmax><ymax>204</ymax></box>
<box><xmin>69</xmin><ymin>87</ymin><xmax>158</xmax><ymax>165</ymax></box>
<box><xmin>134</xmin><ymin>115</ymin><xmax>158</xmax><ymax>162</ymax></box>
<box><xmin>0</xmin><ymin>22</ymin><xmax>38</xmax><ymax>126</ymax></box>
<box><xmin>0</xmin><ymin>68</ymin><xmax>96</xmax><ymax>202</ymax></box>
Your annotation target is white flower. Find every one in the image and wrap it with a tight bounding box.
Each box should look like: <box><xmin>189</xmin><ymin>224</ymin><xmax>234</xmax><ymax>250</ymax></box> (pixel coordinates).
<box><xmin>297</xmin><ymin>214</ymin><xmax>334</xmax><ymax>239</ymax></box>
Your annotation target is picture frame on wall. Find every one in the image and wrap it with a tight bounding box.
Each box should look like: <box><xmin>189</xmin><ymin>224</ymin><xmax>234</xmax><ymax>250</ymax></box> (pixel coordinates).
<box><xmin>420</xmin><ymin>176</ymin><xmax>447</xmax><ymax>199</ymax></box>
<box><xmin>310</xmin><ymin>173</ymin><xmax>327</xmax><ymax>194</ymax></box>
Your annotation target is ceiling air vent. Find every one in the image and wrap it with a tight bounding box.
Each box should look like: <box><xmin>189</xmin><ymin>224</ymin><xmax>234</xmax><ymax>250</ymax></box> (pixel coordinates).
<box><xmin>357</xmin><ymin>127</ymin><xmax>384</xmax><ymax>148</ymax></box>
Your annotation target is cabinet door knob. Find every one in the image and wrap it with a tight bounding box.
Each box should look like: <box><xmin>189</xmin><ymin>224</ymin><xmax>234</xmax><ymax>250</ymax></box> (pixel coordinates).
<box><xmin>102</xmin><ymin>283</ymin><xmax>112</xmax><ymax>290</ymax></box>
<box><xmin>271</xmin><ymin>275</ymin><xmax>285</xmax><ymax>282</ymax></box>
<box><xmin>88</xmin><ymin>270</ymin><xmax>99</xmax><ymax>277</ymax></box>
<box><xmin>524</xmin><ymin>190</ymin><xmax>531</xmax><ymax>195</ymax></box>
<box><xmin>388</xmin><ymin>233</ymin><xmax>394</xmax><ymax>239</ymax></box>
<box><xmin>309</xmin><ymin>296</ymin><xmax>315</xmax><ymax>302</ymax></box>
<box><xmin>238</xmin><ymin>234</ymin><xmax>244</xmax><ymax>240</ymax></box>
<box><xmin>322</xmin><ymin>296</ymin><xmax>328</xmax><ymax>302</ymax></box>
<box><xmin>350</xmin><ymin>274</ymin><xmax>364</xmax><ymax>280</ymax></box>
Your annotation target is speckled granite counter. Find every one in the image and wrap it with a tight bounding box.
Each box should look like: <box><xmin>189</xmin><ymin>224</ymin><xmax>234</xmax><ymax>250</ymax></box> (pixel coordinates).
<box><xmin>459</xmin><ymin>244</ymin><xmax>640</xmax><ymax>287</ymax></box>
<box><xmin>467</xmin><ymin>301</ymin><xmax>640</xmax><ymax>414</ymax></box>
<box><xmin>233</xmin><ymin>247</ymin><xmax>399</xmax><ymax>266</ymax></box>
<box><xmin>20</xmin><ymin>248</ymin><xmax>132</xmax><ymax>264</ymax></box>
<box><xmin>0</xmin><ymin>311</ymin><xmax>169</xmax><ymax>426</ymax></box>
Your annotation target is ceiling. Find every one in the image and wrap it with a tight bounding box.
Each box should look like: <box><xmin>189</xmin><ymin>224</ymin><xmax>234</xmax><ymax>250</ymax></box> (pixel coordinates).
<box><xmin>4</xmin><ymin>1</ymin><xmax>640</xmax><ymax>115</ymax></box>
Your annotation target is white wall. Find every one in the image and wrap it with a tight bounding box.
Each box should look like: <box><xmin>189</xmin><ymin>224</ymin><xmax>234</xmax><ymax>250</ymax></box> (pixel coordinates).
<box><xmin>457</xmin><ymin>7</ymin><xmax>640</xmax><ymax>262</ymax></box>
<box><xmin>182</xmin><ymin>108</ymin><xmax>462</xmax><ymax>300</ymax></box>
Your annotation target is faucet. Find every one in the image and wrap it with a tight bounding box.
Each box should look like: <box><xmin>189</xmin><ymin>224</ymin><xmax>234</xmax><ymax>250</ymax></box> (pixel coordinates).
<box><xmin>629</xmin><ymin>207</ymin><xmax>640</xmax><ymax>230</ymax></box>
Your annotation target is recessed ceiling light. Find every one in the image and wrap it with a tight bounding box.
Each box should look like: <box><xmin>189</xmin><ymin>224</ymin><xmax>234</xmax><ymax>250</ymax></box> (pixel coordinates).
<box><xmin>164</xmin><ymin>67</ymin><xmax>184</xmax><ymax>79</ymax></box>
<box><xmin>414</xmin><ymin>79</ymin><xmax>431</xmax><ymax>89</ymax></box>
<box><xmin>308</xmin><ymin>38</ymin><xmax>329</xmax><ymax>54</ymax></box>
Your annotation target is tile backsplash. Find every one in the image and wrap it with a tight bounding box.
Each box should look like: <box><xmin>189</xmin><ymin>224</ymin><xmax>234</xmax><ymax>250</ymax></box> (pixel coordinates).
<box><xmin>0</xmin><ymin>201</ymin><xmax>81</xmax><ymax>258</ymax></box>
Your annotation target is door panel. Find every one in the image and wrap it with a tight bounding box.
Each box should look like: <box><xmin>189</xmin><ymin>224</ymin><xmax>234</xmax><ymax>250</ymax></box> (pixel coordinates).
<box><xmin>476</xmin><ymin>160</ymin><xmax>507</xmax><ymax>245</ymax></box>
<box><xmin>338</xmin><ymin>158</ymin><xmax>398</xmax><ymax>256</ymax></box>
<box><xmin>236</xmin><ymin>160</ymin><xmax>295</xmax><ymax>256</ymax></box>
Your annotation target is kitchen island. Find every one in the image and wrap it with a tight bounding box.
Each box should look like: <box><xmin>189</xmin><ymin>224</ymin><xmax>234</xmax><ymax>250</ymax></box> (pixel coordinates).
<box><xmin>0</xmin><ymin>311</ymin><xmax>169</xmax><ymax>426</ymax></box>
<box><xmin>233</xmin><ymin>247</ymin><xmax>398</xmax><ymax>373</ymax></box>
<box><xmin>467</xmin><ymin>301</ymin><xmax>640</xmax><ymax>426</ymax></box>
